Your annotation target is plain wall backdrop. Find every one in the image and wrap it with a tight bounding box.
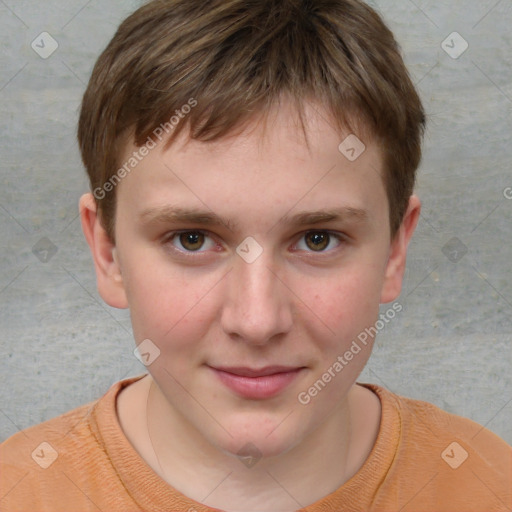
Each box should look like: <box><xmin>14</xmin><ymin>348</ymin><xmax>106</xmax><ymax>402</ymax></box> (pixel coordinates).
<box><xmin>1</xmin><ymin>0</ymin><xmax>511</xmax><ymax>448</ymax></box>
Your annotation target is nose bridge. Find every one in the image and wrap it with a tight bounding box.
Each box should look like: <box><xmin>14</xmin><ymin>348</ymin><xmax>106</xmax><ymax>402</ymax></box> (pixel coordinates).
<box><xmin>238</xmin><ymin>255</ymin><xmax>275</xmax><ymax>304</ymax></box>
<box><xmin>221</xmin><ymin>248</ymin><xmax>293</xmax><ymax>344</ymax></box>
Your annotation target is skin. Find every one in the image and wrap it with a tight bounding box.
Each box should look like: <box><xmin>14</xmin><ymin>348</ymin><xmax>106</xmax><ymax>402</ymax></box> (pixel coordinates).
<box><xmin>80</xmin><ymin>100</ymin><xmax>420</xmax><ymax>511</ymax></box>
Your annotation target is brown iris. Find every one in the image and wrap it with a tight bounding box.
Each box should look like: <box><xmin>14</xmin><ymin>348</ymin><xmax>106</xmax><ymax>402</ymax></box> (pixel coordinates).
<box><xmin>179</xmin><ymin>232</ymin><xmax>205</xmax><ymax>251</ymax></box>
<box><xmin>305</xmin><ymin>232</ymin><xmax>330</xmax><ymax>251</ymax></box>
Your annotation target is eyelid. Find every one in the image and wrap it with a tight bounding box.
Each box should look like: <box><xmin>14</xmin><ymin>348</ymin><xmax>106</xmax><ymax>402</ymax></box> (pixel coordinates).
<box><xmin>291</xmin><ymin>230</ymin><xmax>348</xmax><ymax>253</ymax></box>
<box><xmin>161</xmin><ymin>228</ymin><xmax>348</xmax><ymax>256</ymax></box>
<box><xmin>162</xmin><ymin>229</ymin><xmax>219</xmax><ymax>254</ymax></box>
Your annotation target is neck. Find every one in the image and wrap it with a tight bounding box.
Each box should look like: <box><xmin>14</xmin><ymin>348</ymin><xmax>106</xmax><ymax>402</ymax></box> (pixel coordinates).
<box><xmin>143</xmin><ymin>377</ymin><xmax>378</xmax><ymax>512</ymax></box>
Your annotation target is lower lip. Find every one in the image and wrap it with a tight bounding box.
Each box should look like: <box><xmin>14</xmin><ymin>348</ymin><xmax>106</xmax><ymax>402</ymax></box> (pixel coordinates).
<box><xmin>210</xmin><ymin>367</ymin><xmax>304</xmax><ymax>399</ymax></box>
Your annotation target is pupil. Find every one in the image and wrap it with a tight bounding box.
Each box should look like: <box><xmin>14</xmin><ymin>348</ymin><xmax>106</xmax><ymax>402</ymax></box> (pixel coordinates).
<box><xmin>307</xmin><ymin>232</ymin><xmax>329</xmax><ymax>251</ymax></box>
<box><xmin>180</xmin><ymin>232</ymin><xmax>204</xmax><ymax>250</ymax></box>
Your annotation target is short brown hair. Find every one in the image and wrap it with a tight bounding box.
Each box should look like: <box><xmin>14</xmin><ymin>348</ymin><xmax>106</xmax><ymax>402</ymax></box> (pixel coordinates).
<box><xmin>78</xmin><ymin>0</ymin><xmax>425</xmax><ymax>241</ymax></box>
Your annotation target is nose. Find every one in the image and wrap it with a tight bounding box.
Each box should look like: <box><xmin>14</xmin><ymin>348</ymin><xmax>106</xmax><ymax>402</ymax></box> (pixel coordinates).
<box><xmin>220</xmin><ymin>249</ymin><xmax>294</xmax><ymax>346</ymax></box>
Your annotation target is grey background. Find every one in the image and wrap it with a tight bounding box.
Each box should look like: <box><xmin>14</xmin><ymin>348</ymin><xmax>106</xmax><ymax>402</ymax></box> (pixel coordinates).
<box><xmin>0</xmin><ymin>0</ymin><xmax>511</xmax><ymax>447</ymax></box>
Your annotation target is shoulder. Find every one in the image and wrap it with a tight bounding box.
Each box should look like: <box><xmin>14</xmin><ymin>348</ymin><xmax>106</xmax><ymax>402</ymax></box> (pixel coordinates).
<box><xmin>1</xmin><ymin>398</ymin><xmax>98</xmax><ymax>466</ymax></box>
<box><xmin>367</xmin><ymin>384</ymin><xmax>512</xmax><ymax>511</ymax></box>
<box><xmin>0</xmin><ymin>378</ymin><xmax>138</xmax><ymax>511</ymax></box>
<box><xmin>0</xmin><ymin>398</ymin><xmax>98</xmax><ymax>510</ymax></box>
<box><xmin>391</xmin><ymin>387</ymin><xmax>511</xmax><ymax>455</ymax></box>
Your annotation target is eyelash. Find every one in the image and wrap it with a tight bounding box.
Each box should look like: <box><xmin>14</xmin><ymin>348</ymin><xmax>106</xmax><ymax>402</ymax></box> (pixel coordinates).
<box><xmin>162</xmin><ymin>230</ymin><xmax>347</xmax><ymax>256</ymax></box>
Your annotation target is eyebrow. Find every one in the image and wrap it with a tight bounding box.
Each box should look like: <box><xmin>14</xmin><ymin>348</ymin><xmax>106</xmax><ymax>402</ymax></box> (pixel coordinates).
<box><xmin>139</xmin><ymin>205</ymin><xmax>368</xmax><ymax>232</ymax></box>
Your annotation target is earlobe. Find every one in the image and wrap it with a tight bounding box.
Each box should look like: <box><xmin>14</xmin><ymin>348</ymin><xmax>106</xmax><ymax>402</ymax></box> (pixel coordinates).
<box><xmin>79</xmin><ymin>193</ymin><xmax>128</xmax><ymax>309</ymax></box>
<box><xmin>380</xmin><ymin>195</ymin><xmax>421</xmax><ymax>303</ymax></box>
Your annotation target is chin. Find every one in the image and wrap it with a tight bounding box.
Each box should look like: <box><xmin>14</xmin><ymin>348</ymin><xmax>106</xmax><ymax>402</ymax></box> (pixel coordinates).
<box><xmin>211</xmin><ymin>413</ymin><xmax>306</xmax><ymax>462</ymax></box>
<box><xmin>219</xmin><ymin>436</ymin><xmax>297</xmax><ymax>463</ymax></box>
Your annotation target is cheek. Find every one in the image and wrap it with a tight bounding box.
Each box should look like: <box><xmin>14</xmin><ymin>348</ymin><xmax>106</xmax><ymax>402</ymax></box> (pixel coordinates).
<box><xmin>297</xmin><ymin>271</ymin><xmax>382</xmax><ymax>406</ymax></box>
<box><xmin>305</xmin><ymin>267</ymin><xmax>383</xmax><ymax>343</ymax></box>
<box><xmin>122</xmin><ymin>259</ymin><xmax>220</xmax><ymax>344</ymax></box>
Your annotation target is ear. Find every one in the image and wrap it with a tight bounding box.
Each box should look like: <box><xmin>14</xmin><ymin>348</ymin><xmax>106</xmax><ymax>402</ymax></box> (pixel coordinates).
<box><xmin>380</xmin><ymin>195</ymin><xmax>421</xmax><ymax>303</ymax></box>
<box><xmin>79</xmin><ymin>193</ymin><xmax>128</xmax><ymax>309</ymax></box>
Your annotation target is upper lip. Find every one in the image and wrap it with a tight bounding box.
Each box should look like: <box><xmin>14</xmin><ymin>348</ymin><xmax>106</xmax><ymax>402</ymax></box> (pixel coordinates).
<box><xmin>211</xmin><ymin>365</ymin><xmax>303</xmax><ymax>377</ymax></box>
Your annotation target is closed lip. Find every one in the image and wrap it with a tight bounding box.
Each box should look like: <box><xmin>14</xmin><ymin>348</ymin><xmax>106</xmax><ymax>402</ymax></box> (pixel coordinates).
<box><xmin>209</xmin><ymin>365</ymin><xmax>304</xmax><ymax>378</ymax></box>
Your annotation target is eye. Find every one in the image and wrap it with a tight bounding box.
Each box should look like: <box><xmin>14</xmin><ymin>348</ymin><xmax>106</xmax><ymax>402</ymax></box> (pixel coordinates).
<box><xmin>166</xmin><ymin>230</ymin><xmax>216</xmax><ymax>252</ymax></box>
<box><xmin>295</xmin><ymin>231</ymin><xmax>344</xmax><ymax>252</ymax></box>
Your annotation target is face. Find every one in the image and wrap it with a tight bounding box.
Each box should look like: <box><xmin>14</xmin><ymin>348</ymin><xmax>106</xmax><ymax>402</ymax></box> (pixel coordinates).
<box><xmin>83</xmin><ymin>100</ymin><xmax>418</xmax><ymax>459</ymax></box>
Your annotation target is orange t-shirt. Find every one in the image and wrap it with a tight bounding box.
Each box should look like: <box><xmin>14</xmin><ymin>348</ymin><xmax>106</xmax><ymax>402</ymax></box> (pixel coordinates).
<box><xmin>1</xmin><ymin>375</ymin><xmax>511</xmax><ymax>511</ymax></box>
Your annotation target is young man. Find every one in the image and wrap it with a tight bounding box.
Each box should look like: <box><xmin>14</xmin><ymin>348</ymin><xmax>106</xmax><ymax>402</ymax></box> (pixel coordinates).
<box><xmin>1</xmin><ymin>0</ymin><xmax>511</xmax><ymax>510</ymax></box>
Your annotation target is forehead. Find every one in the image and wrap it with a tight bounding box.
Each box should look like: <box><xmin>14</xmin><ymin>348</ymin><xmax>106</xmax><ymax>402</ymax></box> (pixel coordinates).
<box><xmin>115</xmin><ymin>100</ymin><xmax>387</xmax><ymax>232</ymax></box>
<box><xmin>162</xmin><ymin>100</ymin><xmax>375</xmax><ymax>164</ymax></box>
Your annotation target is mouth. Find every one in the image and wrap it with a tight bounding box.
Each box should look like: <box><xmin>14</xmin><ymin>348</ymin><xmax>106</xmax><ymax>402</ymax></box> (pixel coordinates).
<box><xmin>208</xmin><ymin>365</ymin><xmax>306</xmax><ymax>399</ymax></box>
